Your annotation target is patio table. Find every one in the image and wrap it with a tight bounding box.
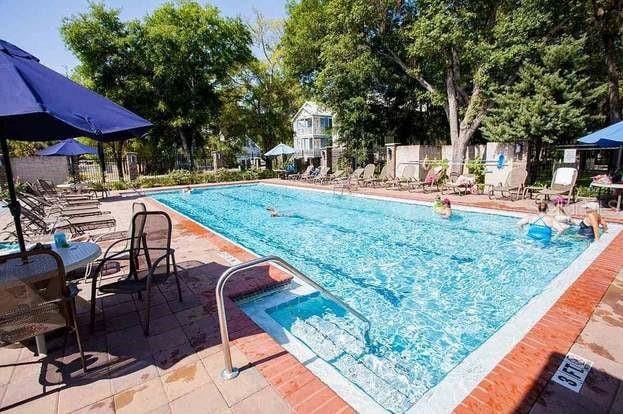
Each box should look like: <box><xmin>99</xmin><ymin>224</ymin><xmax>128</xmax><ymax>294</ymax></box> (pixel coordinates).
<box><xmin>0</xmin><ymin>242</ymin><xmax>101</xmax><ymax>354</ymax></box>
<box><xmin>590</xmin><ymin>182</ymin><xmax>623</xmax><ymax>210</ymax></box>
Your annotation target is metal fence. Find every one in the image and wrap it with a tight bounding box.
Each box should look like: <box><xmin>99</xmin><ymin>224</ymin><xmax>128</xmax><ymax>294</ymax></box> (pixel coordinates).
<box><xmin>78</xmin><ymin>155</ymin><xmax>214</xmax><ymax>182</ymax></box>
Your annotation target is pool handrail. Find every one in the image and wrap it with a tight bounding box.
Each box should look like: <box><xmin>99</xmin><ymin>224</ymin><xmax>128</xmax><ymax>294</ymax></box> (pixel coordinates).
<box><xmin>215</xmin><ymin>254</ymin><xmax>371</xmax><ymax>380</ymax></box>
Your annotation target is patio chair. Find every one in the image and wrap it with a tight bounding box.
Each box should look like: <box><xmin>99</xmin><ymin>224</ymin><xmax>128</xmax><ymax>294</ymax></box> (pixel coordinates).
<box><xmin>409</xmin><ymin>166</ymin><xmax>446</xmax><ymax>193</ymax></box>
<box><xmin>364</xmin><ymin>164</ymin><xmax>393</xmax><ymax>187</ymax></box>
<box><xmin>333</xmin><ymin>168</ymin><xmax>364</xmax><ymax>192</ymax></box>
<box><xmin>90</xmin><ymin>211</ymin><xmax>182</xmax><ymax>335</ymax></box>
<box><xmin>288</xmin><ymin>165</ymin><xmax>313</xmax><ymax>180</ymax></box>
<box><xmin>358</xmin><ymin>164</ymin><xmax>377</xmax><ymax>186</ymax></box>
<box><xmin>387</xmin><ymin>164</ymin><xmax>417</xmax><ymax>190</ymax></box>
<box><xmin>93</xmin><ymin>202</ymin><xmax>147</xmax><ymax>254</ymax></box>
<box><xmin>325</xmin><ymin>170</ymin><xmax>345</xmax><ymax>184</ymax></box>
<box><xmin>443</xmin><ymin>173</ymin><xmax>476</xmax><ymax>196</ymax></box>
<box><xmin>0</xmin><ymin>249</ymin><xmax>86</xmax><ymax>371</ymax></box>
<box><xmin>488</xmin><ymin>167</ymin><xmax>528</xmax><ymax>200</ymax></box>
<box><xmin>537</xmin><ymin>167</ymin><xmax>578</xmax><ymax>202</ymax></box>
<box><xmin>311</xmin><ymin>167</ymin><xmax>331</xmax><ymax>183</ymax></box>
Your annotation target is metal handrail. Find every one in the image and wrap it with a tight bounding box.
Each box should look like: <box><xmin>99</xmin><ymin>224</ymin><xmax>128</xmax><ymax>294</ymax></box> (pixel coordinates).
<box><xmin>216</xmin><ymin>255</ymin><xmax>370</xmax><ymax>380</ymax></box>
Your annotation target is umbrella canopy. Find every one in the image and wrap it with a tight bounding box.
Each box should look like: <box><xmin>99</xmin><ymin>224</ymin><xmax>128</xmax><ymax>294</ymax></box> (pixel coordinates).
<box><xmin>0</xmin><ymin>39</ymin><xmax>152</xmax><ymax>252</ymax></box>
<box><xmin>577</xmin><ymin>121</ymin><xmax>623</xmax><ymax>147</ymax></box>
<box><xmin>37</xmin><ymin>138</ymin><xmax>97</xmax><ymax>156</ymax></box>
<box><xmin>264</xmin><ymin>143</ymin><xmax>295</xmax><ymax>157</ymax></box>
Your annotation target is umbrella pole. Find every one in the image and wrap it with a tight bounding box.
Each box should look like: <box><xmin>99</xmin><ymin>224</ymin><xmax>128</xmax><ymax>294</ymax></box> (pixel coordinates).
<box><xmin>0</xmin><ymin>137</ymin><xmax>26</xmax><ymax>252</ymax></box>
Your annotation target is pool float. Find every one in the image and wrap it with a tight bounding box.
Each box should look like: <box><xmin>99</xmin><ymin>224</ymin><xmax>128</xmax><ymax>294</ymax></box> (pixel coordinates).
<box><xmin>527</xmin><ymin>218</ymin><xmax>552</xmax><ymax>242</ymax></box>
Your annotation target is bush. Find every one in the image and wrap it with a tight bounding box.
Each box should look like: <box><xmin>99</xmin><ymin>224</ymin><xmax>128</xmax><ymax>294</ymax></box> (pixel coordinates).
<box><xmin>467</xmin><ymin>159</ymin><xmax>486</xmax><ymax>184</ymax></box>
<box><xmin>132</xmin><ymin>168</ymin><xmax>277</xmax><ymax>189</ymax></box>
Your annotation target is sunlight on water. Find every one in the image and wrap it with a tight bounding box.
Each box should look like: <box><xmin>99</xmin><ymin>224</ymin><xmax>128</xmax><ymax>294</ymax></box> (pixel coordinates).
<box><xmin>153</xmin><ymin>184</ymin><xmax>588</xmax><ymax>412</ymax></box>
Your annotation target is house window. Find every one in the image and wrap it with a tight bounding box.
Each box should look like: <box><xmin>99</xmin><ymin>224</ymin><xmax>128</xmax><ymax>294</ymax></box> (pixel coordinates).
<box><xmin>319</xmin><ymin>117</ymin><xmax>332</xmax><ymax>131</ymax></box>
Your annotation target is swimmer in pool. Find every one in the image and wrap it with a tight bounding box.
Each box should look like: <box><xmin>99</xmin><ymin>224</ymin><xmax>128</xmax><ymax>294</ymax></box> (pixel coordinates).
<box><xmin>182</xmin><ymin>186</ymin><xmax>193</xmax><ymax>194</ymax></box>
<box><xmin>517</xmin><ymin>201</ymin><xmax>568</xmax><ymax>238</ymax></box>
<box><xmin>578</xmin><ymin>202</ymin><xmax>607</xmax><ymax>241</ymax></box>
<box><xmin>266</xmin><ymin>207</ymin><xmax>282</xmax><ymax>217</ymax></box>
<box><xmin>433</xmin><ymin>197</ymin><xmax>452</xmax><ymax>219</ymax></box>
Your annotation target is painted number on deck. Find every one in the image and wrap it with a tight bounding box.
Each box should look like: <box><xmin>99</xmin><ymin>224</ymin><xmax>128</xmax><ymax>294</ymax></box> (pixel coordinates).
<box><xmin>551</xmin><ymin>353</ymin><xmax>592</xmax><ymax>393</ymax></box>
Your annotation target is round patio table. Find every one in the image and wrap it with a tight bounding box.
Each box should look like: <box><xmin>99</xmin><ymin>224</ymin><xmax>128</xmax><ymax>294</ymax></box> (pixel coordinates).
<box><xmin>34</xmin><ymin>242</ymin><xmax>101</xmax><ymax>354</ymax></box>
<box><xmin>590</xmin><ymin>182</ymin><xmax>623</xmax><ymax>210</ymax></box>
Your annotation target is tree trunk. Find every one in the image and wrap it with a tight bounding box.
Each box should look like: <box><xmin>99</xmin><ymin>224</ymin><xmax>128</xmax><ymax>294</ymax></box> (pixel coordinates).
<box><xmin>178</xmin><ymin>128</ymin><xmax>196</xmax><ymax>170</ymax></box>
<box><xmin>115</xmin><ymin>153</ymin><xmax>124</xmax><ymax>181</ymax></box>
<box><xmin>603</xmin><ymin>33</ymin><xmax>622</xmax><ymax>122</ymax></box>
<box><xmin>592</xmin><ymin>0</ymin><xmax>622</xmax><ymax>122</ymax></box>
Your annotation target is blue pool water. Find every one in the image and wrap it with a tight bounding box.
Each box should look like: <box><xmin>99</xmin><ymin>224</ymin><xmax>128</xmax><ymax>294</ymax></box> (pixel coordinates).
<box><xmin>153</xmin><ymin>184</ymin><xmax>588</xmax><ymax>412</ymax></box>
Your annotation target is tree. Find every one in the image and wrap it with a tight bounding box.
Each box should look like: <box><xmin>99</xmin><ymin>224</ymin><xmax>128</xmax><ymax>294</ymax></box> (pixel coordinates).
<box><xmin>590</xmin><ymin>0</ymin><xmax>623</xmax><ymax>122</ymax></box>
<box><xmin>141</xmin><ymin>1</ymin><xmax>253</xmax><ymax>169</ymax></box>
<box><xmin>282</xmin><ymin>0</ymin><xmax>595</xmax><ymax>172</ymax></box>
<box><xmin>483</xmin><ymin>37</ymin><xmax>598</xmax><ymax>148</ymax></box>
<box><xmin>218</xmin><ymin>12</ymin><xmax>302</xmax><ymax>161</ymax></box>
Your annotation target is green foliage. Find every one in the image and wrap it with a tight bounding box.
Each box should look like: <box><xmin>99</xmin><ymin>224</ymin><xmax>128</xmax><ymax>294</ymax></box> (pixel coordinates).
<box><xmin>467</xmin><ymin>159</ymin><xmax>486</xmax><ymax>184</ymax></box>
<box><xmin>133</xmin><ymin>169</ymin><xmax>276</xmax><ymax>188</ymax></box>
<box><xmin>482</xmin><ymin>37</ymin><xmax>599</xmax><ymax>145</ymax></box>
<box><xmin>61</xmin><ymin>1</ymin><xmax>254</xmax><ymax>165</ymax></box>
<box><xmin>8</xmin><ymin>141</ymin><xmax>48</xmax><ymax>157</ymax></box>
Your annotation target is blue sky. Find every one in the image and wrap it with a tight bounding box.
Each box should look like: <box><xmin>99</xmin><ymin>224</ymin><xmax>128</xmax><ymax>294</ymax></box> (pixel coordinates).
<box><xmin>0</xmin><ymin>0</ymin><xmax>287</xmax><ymax>75</ymax></box>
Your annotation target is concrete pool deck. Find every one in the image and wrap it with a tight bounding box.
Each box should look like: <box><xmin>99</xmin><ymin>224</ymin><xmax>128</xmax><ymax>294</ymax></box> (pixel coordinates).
<box><xmin>0</xmin><ymin>179</ymin><xmax>621</xmax><ymax>413</ymax></box>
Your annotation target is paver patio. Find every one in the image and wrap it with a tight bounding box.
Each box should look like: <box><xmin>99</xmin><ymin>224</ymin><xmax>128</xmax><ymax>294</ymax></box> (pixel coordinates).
<box><xmin>0</xmin><ymin>179</ymin><xmax>621</xmax><ymax>413</ymax></box>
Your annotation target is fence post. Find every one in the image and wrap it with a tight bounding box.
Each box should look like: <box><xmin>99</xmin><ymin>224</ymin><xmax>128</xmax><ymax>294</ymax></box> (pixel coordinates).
<box><xmin>127</xmin><ymin>152</ymin><xmax>138</xmax><ymax>181</ymax></box>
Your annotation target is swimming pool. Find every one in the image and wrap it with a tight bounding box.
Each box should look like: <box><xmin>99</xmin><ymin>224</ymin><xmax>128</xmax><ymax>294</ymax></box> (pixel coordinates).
<box><xmin>152</xmin><ymin>184</ymin><xmax>592</xmax><ymax>412</ymax></box>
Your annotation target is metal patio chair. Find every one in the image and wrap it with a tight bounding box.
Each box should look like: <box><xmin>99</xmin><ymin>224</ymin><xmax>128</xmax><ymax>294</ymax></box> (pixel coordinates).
<box><xmin>0</xmin><ymin>249</ymin><xmax>86</xmax><ymax>372</ymax></box>
<box><xmin>89</xmin><ymin>211</ymin><xmax>182</xmax><ymax>335</ymax></box>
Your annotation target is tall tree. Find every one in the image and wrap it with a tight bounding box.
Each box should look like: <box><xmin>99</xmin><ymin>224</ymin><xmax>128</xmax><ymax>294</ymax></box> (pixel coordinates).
<box><xmin>590</xmin><ymin>0</ymin><xmax>623</xmax><ymax>122</ymax></box>
<box><xmin>218</xmin><ymin>12</ymin><xmax>302</xmax><ymax>158</ymax></box>
<box><xmin>141</xmin><ymin>1</ymin><xmax>253</xmax><ymax>169</ymax></box>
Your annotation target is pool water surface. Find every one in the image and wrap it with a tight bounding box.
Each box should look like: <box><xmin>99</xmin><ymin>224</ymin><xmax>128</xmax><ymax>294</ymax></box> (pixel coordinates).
<box><xmin>152</xmin><ymin>184</ymin><xmax>589</xmax><ymax>412</ymax></box>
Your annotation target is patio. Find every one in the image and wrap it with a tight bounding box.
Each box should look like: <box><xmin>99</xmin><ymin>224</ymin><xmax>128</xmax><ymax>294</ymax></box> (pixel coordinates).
<box><xmin>0</xmin><ymin>182</ymin><xmax>621</xmax><ymax>413</ymax></box>
<box><xmin>0</xmin><ymin>194</ymin><xmax>351</xmax><ymax>414</ymax></box>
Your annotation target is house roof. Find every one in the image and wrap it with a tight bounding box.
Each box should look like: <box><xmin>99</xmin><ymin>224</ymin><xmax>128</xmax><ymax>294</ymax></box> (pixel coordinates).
<box><xmin>292</xmin><ymin>101</ymin><xmax>333</xmax><ymax>121</ymax></box>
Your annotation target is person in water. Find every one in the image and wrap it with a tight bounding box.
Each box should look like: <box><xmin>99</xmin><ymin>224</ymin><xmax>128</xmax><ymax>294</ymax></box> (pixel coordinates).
<box><xmin>517</xmin><ymin>201</ymin><xmax>568</xmax><ymax>240</ymax></box>
<box><xmin>182</xmin><ymin>186</ymin><xmax>193</xmax><ymax>194</ymax></box>
<box><xmin>551</xmin><ymin>196</ymin><xmax>571</xmax><ymax>224</ymax></box>
<box><xmin>578</xmin><ymin>202</ymin><xmax>607</xmax><ymax>241</ymax></box>
<box><xmin>266</xmin><ymin>207</ymin><xmax>282</xmax><ymax>217</ymax></box>
<box><xmin>433</xmin><ymin>197</ymin><xmax>452</xmax><ymax>218</ymax></box>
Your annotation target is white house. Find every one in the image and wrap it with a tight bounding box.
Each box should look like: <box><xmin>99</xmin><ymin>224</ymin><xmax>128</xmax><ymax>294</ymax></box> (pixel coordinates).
<box><xmin>292</xmin><ymin>102</ymin><xmax>334</xmax><ymax>161</ymax></box>
<box><xmin>235</xmin><ymin>138</ymin><xmax>263</xmax><ymax>169</ymax></box>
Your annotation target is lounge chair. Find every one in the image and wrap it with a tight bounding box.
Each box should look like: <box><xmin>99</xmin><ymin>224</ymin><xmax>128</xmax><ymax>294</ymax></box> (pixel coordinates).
<box><xmin>488</xmin><ymin>167</ymin><xmax>528</xmax><ymax>200</ymax></box>
<box><xmin>288</xmin><ymin>165</ymin><xmax>313</xmax><ymax>180</ymax></box>
<box><xmin>358</xmin><ymin>164</ymin><xmax>376</xmax><ymax>186</ymax></box>
<box><xmin>386</xmin><ymin>164</ymin><xmax>417</xmax><ymax>190</ymax></box>
<box><xmin>537</xmin><ymin>167</ymin><xmax>578</xmax><ymax>202</ymax></box>
<box><xmin>90</xmin><ymin>211</ymin><xmax>182</xmax><ymax>335</ymax></box>
<box><xmin>443</xmin><ymin>173</ymin><xmax>476</xmax><ymax>196</ymax></box>
<box><xmin>409</xmin><ymin>166</ymin><xmax>446</xmax><ymax>193</ymax></box>
<box><xmin>324</xmin><ymin>170</ymin><xmax>345</xmax><ymax>184</ymax></box>
<box><xmin>311</xmin><ymin>167</ymin><xmax>331</xmax><ymax>183</ymax></box>
<box><xmin>333</xmin><ymin>168</ymin><xmax>364</xmax><ymax>192</ymax></box>
<box><xmin>365</xmin><ymin>164</ymin><xmax>393</xmax><ymax>187</ymax></box>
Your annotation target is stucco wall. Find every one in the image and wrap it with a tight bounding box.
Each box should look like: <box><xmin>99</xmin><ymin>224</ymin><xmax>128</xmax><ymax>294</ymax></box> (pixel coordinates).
<box><xmin>395</xmin><ymin>145</ymin><xmax>441</xmax><ymax>179</ymax></box>
<box><xmin>484</xmin><ymin>142</ymin><xmax>528</xmax><ymax>186</ymax></box>
<box><xmin>10</xmin><ymin>156</ymin><xmax>69</xmax><ymax>184</ymax></box>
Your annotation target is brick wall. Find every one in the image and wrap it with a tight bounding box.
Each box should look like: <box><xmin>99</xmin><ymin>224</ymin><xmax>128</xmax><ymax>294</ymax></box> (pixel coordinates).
<box><xmin>10</xmin><ymin>156</ymin><xmax>69</xmax><ymax>185</ymax></box>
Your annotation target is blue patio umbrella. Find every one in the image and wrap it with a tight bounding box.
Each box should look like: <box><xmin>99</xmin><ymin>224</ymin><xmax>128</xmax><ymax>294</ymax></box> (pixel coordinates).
<box><xmin>36</xmin><ymin>138</ymin><xmax>97</xmax><ymax>157</ymax></box>
<box><xmin>0</xmin><ymin>39</ymin><xmax>152</xmax><ymax>252</ymax></box>
<box><xmin>264</xmin><ymin>143</ymin><xmax>295</xmax><ymax>156</ymax></box>
<box><xmin>577</xmin><ymin>120</ymin><xmax>623</xmax><ymax>147</ymax></box>
<box><xmin>37</xmin><ymin>138</ymin><xmax>98</xmax><ymax>183</ymax></box>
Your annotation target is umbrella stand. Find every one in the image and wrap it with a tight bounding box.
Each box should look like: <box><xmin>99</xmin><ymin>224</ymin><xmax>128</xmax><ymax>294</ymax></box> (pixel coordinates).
<box><xmin>0</xmin><ymin>136</ymin><xmax>26</xmax><ymax>252</ymax></box>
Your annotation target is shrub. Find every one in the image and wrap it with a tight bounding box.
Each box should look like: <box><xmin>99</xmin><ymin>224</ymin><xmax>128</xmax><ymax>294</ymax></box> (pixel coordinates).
<box><xmin>467</xmin><ymin>159</ymin><xmax>486</xmax><ymax>184</ymax></box>
<box><xmin>131</xmin><ymin>168</ymin><xmax>277</xmax><ymax>189</ymax></box>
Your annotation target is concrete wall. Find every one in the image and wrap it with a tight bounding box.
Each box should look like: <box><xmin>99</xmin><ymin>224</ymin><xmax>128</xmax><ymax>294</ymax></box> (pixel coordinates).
<box><xmin>442</xmin><ymin>144</ymin><xmax>487</xmax><ymax>174</ymax></box>
<box><xmin>484</xmin><ymin>142</ymin><xmax>528</xmax><ymax>186</ymax></box>
<box><xmin>394</xmin><ymin>145</ymin><xmax>441</xmax><ymax>179</ymax></box>
<box><xmin>10</xmin><ymin>156</ymin><xmax>69</xmax><ymax>184</ymax></box>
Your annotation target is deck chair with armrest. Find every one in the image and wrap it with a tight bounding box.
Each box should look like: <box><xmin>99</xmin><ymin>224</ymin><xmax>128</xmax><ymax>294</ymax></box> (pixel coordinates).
<box><xmin>0</xmin><ymin>249</ymin><xmax>86</xmax><ymax>372</ymax></box>
<box><xmin>358</xmin><ymin>164</ymin><xmax>376</xmax><ymax>186</ymax></box>
<box><xmin>537</xmin><ymin>167</ymin><xmax>578</xmax><ymax>202</ymax></box>
<box><xmin>311</xmin><ymin>167</ymin><xmax>331</xmax><ymax>183</ymax></box>
<box><xmin>409</xmin><ymin>166</ymin><xmax>445</xmax><ymax>193</ymax></box>
<box><xmin>487</xmin><ymin>167</ymin><xmax>528</xmax><ymax>200</ymax></box>
<box><xmin>333</xmin><ymin>168</ymin><xmax>364</xmax><ymax>192</ymax></box>
<box><xmin>288</xmin><ymin>165</ymin><xmax>313</xmax><ymax>180</ymax></box>
<box><xmin>90</xmin><ymin>211</ymin><xmax>182</xmax><ymax>335</ymax></box>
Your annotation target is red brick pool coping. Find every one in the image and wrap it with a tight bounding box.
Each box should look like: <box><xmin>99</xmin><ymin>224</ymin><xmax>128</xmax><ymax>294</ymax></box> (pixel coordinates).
<box><xmin>145</xmin><ymin>198</ymin><xmax>354</xmax><ymax>414</ymax></box>
<box><xmin>147</xmin><ymin>183</ymin><xmax>623</xmax><ymax>413</ymax></box>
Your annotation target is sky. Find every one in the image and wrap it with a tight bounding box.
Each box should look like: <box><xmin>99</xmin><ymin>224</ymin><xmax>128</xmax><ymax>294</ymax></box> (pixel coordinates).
<box><xmin>0</xmin><ymin>0</ymin><xmax>288</xmax><ymax>75</ymax></box>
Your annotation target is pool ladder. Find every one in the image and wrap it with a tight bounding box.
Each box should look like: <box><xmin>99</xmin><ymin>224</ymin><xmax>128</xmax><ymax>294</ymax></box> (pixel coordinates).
<box><xmin>216</xmin><ymin>255</ymin><xmax>371</xmax><ymax>380</ymax></box>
